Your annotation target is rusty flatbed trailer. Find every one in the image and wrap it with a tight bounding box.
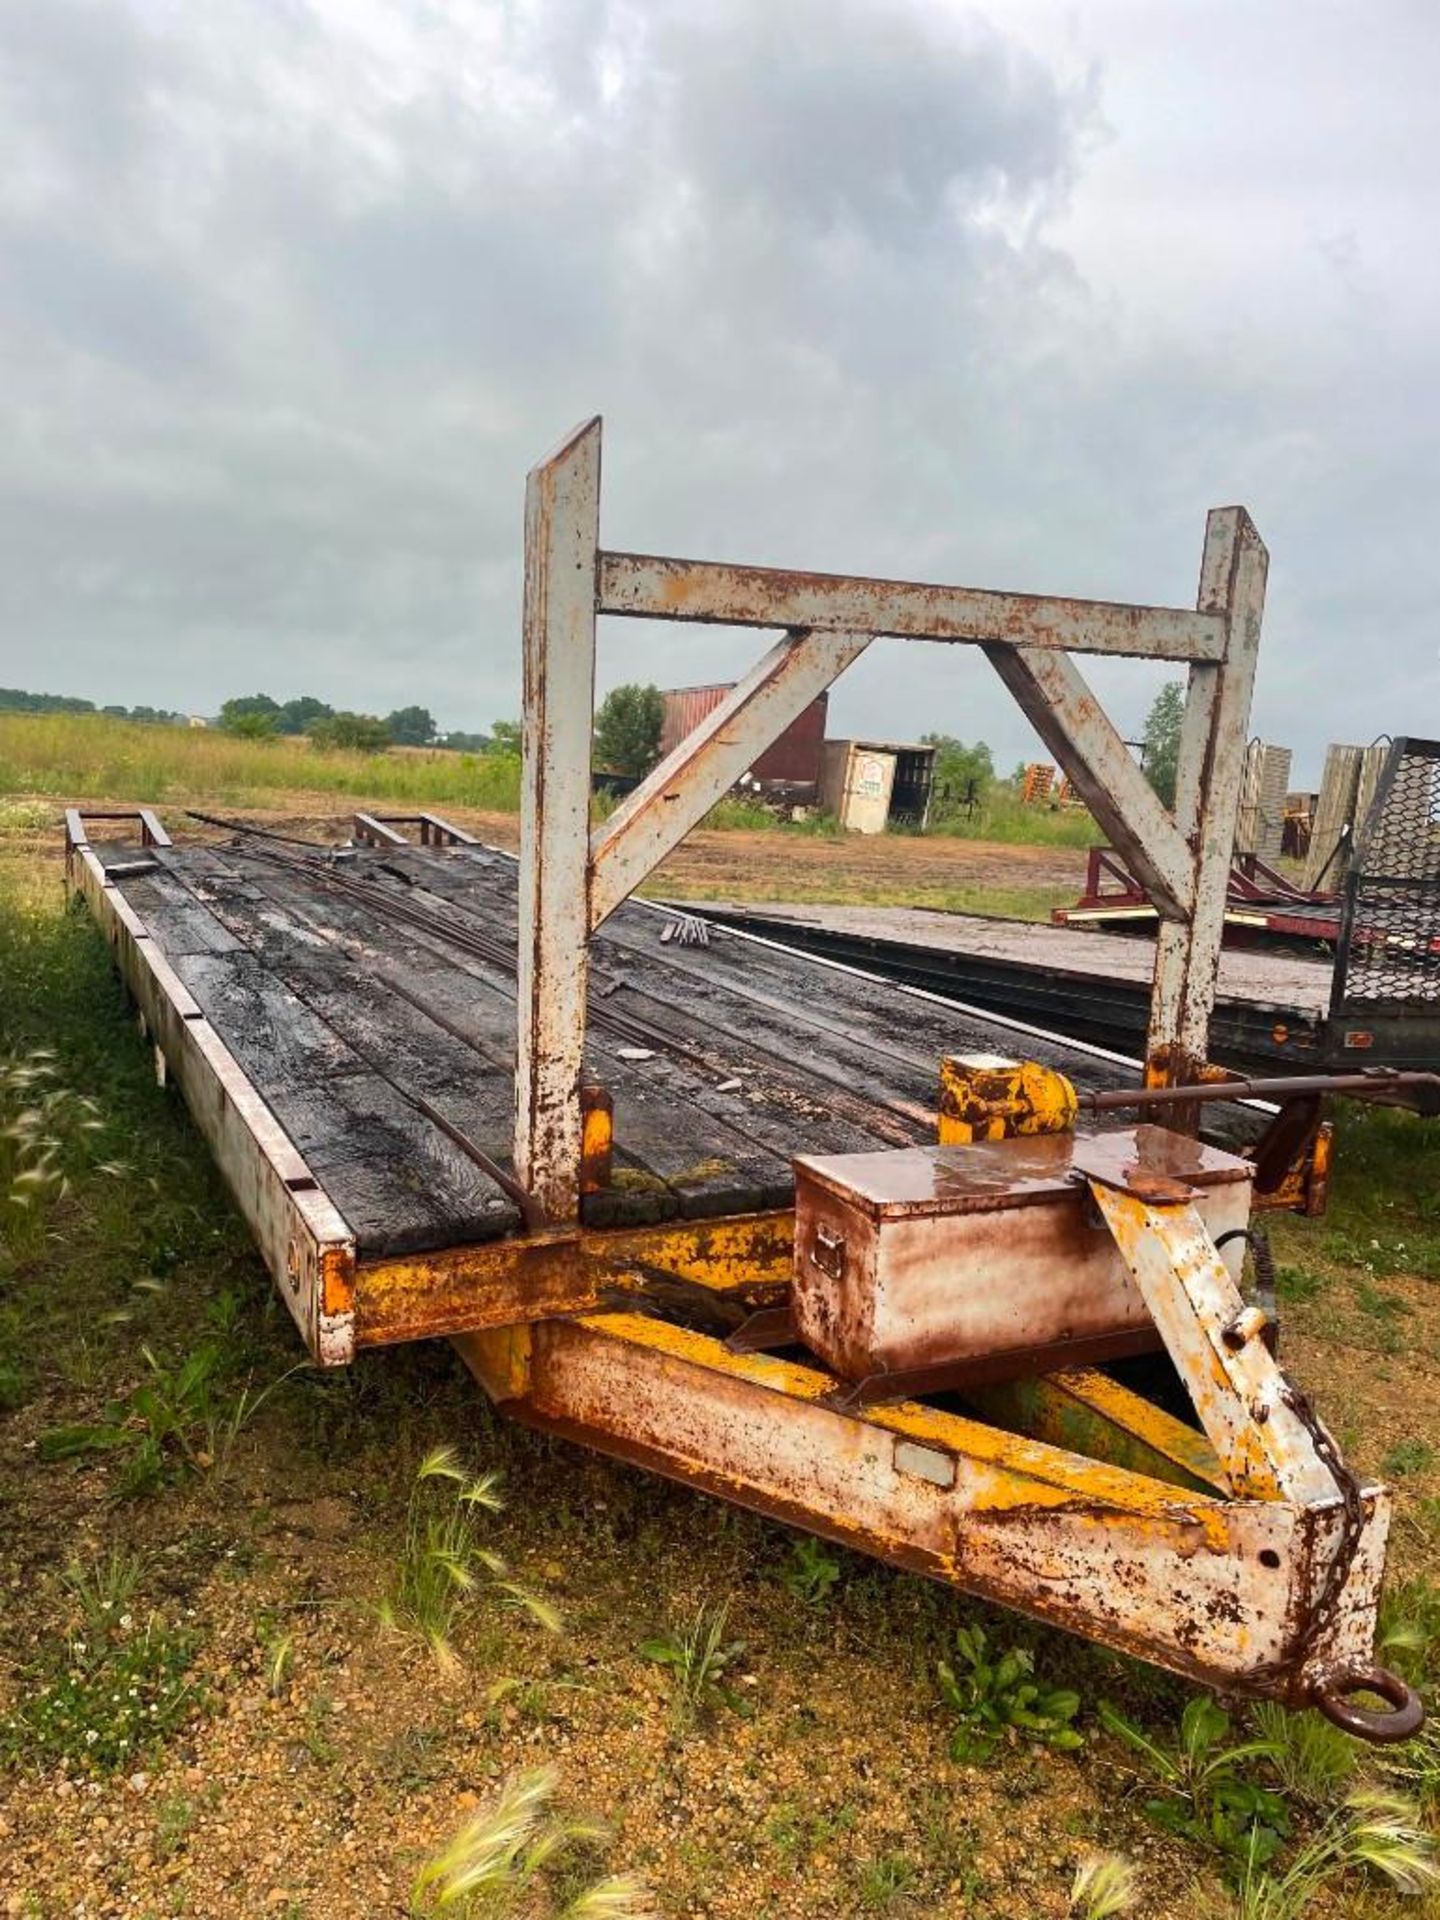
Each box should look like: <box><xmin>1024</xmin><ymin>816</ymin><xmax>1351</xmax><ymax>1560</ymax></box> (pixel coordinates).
<box><xmin>66</xmin><ymin>417</ymin><xmax>1426</xmax><ymax>1744</ymax></box>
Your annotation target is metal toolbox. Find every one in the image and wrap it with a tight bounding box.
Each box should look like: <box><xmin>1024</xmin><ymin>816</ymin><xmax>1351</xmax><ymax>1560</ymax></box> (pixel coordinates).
<box><xmin>792</xmin><ymin>1125</ymin><xmax>1254</xmax><ymax>1385</ymax></box>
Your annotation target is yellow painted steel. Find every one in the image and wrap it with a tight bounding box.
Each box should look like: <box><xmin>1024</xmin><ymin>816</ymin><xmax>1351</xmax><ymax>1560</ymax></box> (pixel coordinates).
<box><xmin>354</xmin><ymin>1210</ymin><xmax>794</xmax><ymax>1347</ymax></box>
<box><xmin>454</xmin><ymin>1322</ymin><xmax>534</xmax><ymax>1401</ymax></box>
<box><xmin>1253</xmin><ymin>1119</ymin><xmax>1333</xmax><ymax>1218</ymax></box>
<box><xmin>968</xmin><ymin>1369</ymin><xmax>1228</xmax><ymax>1496</ymax></box>
<box><xmin>937</xmin><ymin>1055</ymin><xmax>1078</xmax><ymax>1144</ymax></box>
<box><xmin>561</xmin><ymin>1309</ymin><xmax>1232</xmax><ymax>1540</ymax></box>
<box><xmin>579</xmin><ymin>1086</ymin><xmax>614</xmax><ymax>1195</ymax></box>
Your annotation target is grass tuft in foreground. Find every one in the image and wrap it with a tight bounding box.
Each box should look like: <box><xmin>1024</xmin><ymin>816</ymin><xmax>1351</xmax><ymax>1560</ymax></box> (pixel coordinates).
<box><xmin>640</xmin><ymin>1599</ymin><xmax>748</xmax><ymax>1731</ymax></box>
<box><xmin>1229</xmin><ymin>1788</ymin><xmax>1438</xmax><ymax>1918</ymax></box>
<box><xmin>1069</xmin><ymin>1852</ymin><xmax>1140</xmax><ymax>1917</ymax></box>
<box><xmin>409</xmin><ymin>1765</ymin><xmax>652</xmax><ymax>1917</ymax></box>
<box><xmin>379</xmin><ymin>1444</ymin><xmax>561</xmax><ymax>1668</ymax></box>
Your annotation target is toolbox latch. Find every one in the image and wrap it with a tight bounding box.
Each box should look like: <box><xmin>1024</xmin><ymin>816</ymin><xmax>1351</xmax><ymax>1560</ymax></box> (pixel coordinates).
<box><xmin>810</xmin><ymin>1224</ymin><xmax>846</xmax><ymax>1281</ymax></box>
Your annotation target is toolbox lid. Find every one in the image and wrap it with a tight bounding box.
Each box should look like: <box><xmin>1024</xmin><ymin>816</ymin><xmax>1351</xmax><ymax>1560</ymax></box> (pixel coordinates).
<box><xmin>793</xmin><ymin>1125</ymin><xmax>1252</xmax><ymax>1221</ymax></box>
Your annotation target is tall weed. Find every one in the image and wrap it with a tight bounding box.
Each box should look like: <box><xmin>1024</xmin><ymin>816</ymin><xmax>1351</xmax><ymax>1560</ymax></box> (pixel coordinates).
<box><xmin>380</xmin><ymin>1445</ymin><xmax>560</xmax><ymax>1668</ymax></box>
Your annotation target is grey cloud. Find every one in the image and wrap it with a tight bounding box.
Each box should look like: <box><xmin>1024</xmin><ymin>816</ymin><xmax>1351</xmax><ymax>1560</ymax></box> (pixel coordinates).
<box><xmin>0</xmin><ymin>0</ymin><xmax>1433</xmax><ymax>775</ymax></box>
<box><xmin>643</xmin><ymin>0</ymin><xmax>1080</xmax><ymax>240</ymax></box>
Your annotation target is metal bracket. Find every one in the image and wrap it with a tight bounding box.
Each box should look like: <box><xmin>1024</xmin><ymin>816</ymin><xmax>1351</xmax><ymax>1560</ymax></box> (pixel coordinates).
<box><xmin>1080</xmin><ymin>1160</ymin><xmax>1335</xmax><ymax>1503</ymax></box>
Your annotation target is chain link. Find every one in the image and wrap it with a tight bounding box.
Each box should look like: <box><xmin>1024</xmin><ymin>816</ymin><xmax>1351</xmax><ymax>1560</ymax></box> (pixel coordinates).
<box><xmin>1221</xmin><ymin>1226</ymin><xmax>1367</xmax><ymax>1691</ymax></box>
<box><xmin>1272</xmin><ymin>1378</ymin><xmax>1368</xmax><ymax>1672</ymax></box>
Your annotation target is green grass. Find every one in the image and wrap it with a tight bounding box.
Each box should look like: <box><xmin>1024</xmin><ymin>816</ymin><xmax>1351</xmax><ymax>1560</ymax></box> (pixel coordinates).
<box><xmin>37</xmin><ymin>1334</ymin><xmax>290</xmax><ymax>1497</ymax></box>
<box><xmin>1314</xmin><ymin>1102</ymin><xmax>1440</xmax><ymax>1280</ymax></box>
<box><xmin>2</xmin><ymin>1610</ymin><xmax>200</xmax><ymax>1777</ymax></box>
<box><xmin>0</xmin><ymin>711</ymin><xmax>1098</xmax><ymax>865</ymax></box>
<box><xmin>0</xmin><ymin>708</ymin><xmax>522</xmax><ymax>811</ymax></box>
<box><xmin>0</xmin><ymin>863</ymin><xmax>253</xmax><ymax>1385</ymax></box>
<box><xmin>925</xmin><ymin>785</ymin><xmax>1103</xmax><ymax>847</ymax></box>
<box><xmin>1382</xmin><ymin>1440</ymin><xmax>1437</xmax><ymax>1479</ymax></box>
<box><xmin>2</xmin><ymin>1548</ymin><xmax>201</xmax><ymax>1777</ymax></box>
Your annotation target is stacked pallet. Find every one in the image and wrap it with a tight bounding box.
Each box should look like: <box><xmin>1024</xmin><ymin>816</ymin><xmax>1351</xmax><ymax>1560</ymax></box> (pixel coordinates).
<box><xmin>1236</xmin><ymin>741</ymin><xmax>1292</xmax><ymax>860</ymax></box>
<box><xmin>1302</xmin><ymin>741</ymin><xmax>1389</xmax><ymax>890</ymax></box>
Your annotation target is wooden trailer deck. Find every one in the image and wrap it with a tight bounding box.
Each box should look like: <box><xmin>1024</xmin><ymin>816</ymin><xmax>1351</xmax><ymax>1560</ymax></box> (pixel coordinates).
<box><xmin>69</xmin><ymin>814</ymin><xmax>1263</xmax><ymax>1367</ymax></box>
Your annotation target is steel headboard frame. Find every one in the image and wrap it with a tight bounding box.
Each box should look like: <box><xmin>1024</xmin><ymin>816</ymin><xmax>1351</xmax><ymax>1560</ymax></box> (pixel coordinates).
<box><xmin>515</xmin><ymin>415</ymin><xmax>1268</xmax><ymax>1222</ymax></box>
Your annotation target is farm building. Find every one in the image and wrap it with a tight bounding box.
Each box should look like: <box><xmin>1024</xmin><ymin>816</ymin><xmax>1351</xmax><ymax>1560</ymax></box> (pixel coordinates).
<box><xmin>659</xmin><ymin>684</ymin><xmax>829</xmax><ymax>792</ymax></box>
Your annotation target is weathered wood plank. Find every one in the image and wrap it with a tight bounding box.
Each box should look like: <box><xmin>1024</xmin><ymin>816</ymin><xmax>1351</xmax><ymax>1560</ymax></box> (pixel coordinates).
<box><xmin>151</xmin><ymin>852</ymin><xmax>525</xmax><ymax>1249</ymax></box>
<box><xmin>69</xmin><ymin>842</ymin><xmax>358</xmax><ymax>1365</ymax></box>
<box><xmin>222</xmin><ymin>850</ymin><xmax>858</xmax><ymax>1216</ymax></box>
<box><xmin>123</xmin><ymin>836</ymin><xmax>1206</xmax><ymax>1254</ymax></box>
<box><xmin>111</xmin><ymin>866</ymin><xmax>247</xmax><ymax>956</ymax></box>
<box><xmin>267</xmin><ymin>1073</ymin><xmax>518</xmax><ymax>1256</ymax></box>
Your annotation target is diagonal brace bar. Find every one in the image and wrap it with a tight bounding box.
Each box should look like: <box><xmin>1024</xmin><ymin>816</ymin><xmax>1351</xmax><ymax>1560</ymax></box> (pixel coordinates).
<box><xmin>986</xmin><ymin>644</ymin><xmax>1195</xmax><ymax>921</ymax></box>
<box><xmin>1084</xmin><ymin>1174</ymin><xmax>1338</xmax><ymax>1505</ymax></box>
<box><xmin>589</xmin><ymin>626</ymin><xmax>873</xmax><ymax>931</ymax></box>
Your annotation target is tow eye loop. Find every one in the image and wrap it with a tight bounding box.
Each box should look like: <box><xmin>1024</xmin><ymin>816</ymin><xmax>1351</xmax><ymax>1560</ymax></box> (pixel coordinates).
<box><xmin>1311</xmin><ymin>1666</ymin><xmax>1425</xmax><ymax>1744</ymax></box>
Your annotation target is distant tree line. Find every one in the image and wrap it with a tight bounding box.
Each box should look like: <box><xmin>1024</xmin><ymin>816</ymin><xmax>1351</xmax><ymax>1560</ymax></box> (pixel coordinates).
<box><xmin>0</xmin><ymin>678</ymin><xmax>1189</xmax><ymax>804</ymax></box>
<box><xmin>0</xmin><ymin>687</ymin><xmax>183</xmax><ymax>724</ymax></box>
<box><xmin>0</xmin><ymin>683</ymin><xmax>505</xmax><ymax>756</ymax></box>
<box><xmin>214</xmin><ymin>693</ymin><xmax>502</xmax><ymax>755</ymax></box>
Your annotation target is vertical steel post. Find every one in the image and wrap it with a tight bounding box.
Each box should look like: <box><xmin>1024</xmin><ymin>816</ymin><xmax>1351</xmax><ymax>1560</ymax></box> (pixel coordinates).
<box><xmin>1147</xmin><ymin>508</ymin><xmax>1269</xmax><ymax>1096</ymax></box>
<box><xmin>515</xmin><ymin>418</ymin><xmax>601</xmax><ymax>1221</ymax></box>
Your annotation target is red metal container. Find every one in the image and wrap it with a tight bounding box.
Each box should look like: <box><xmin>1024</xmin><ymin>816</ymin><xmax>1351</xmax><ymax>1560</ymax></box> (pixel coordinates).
<box><xmin>659</xmin><ymin>685</ymin><xmax>828</xmax><ymax>786</ymax></box>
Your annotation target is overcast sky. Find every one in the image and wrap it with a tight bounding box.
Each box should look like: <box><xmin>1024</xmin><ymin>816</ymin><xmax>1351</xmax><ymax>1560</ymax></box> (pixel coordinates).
<box><xmin>1</xmin><ymin>0</ymin><xmax>1436</xmax><ymax>781</ymax></box>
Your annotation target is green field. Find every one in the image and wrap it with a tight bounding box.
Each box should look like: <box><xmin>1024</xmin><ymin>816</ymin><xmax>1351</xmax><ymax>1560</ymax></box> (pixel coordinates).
<box><xmin>0</xmin><ymin>709</ymin><xmax>524</xmax><ymax>812</ymax></box>
<box><xmin>0</xmin><ymin>709</ymin><xmax>1102</xmax><ymax>848</ymax></box>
